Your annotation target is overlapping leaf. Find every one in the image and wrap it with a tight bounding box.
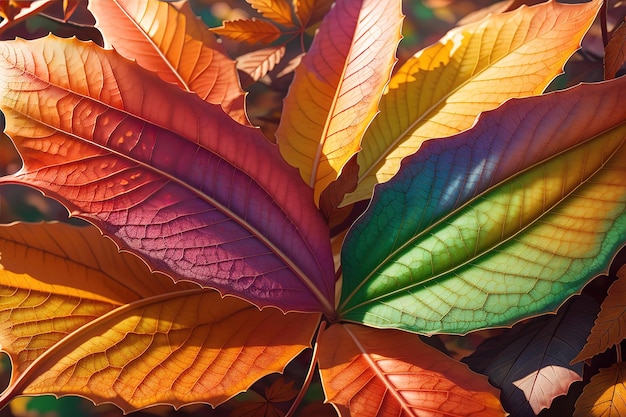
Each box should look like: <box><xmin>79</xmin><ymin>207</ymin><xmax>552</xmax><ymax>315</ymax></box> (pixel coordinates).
<box><xmin>211</xmin><ymin>18</ymin><xmax>282</xmax><ymax>44</ymax></box>
<box><xmin>275</xmin><ymin>0</ymin><xmax>403</xmax><ymax>205</ymax></box>
<box><xmin>88</xmin><ymin>0</ymin><xmax>247</xmax><ymax>124</ymax></box>
<box><xmin>341</xmin><ymin>0</ymin><xmax>602</xmax><ymax>207</ymax></box>
<box><xmin>317</xmin><ymin>324</ymin><xmax>505</xmax><ymax>417</ymax></box>
<box><xmin>0</xmin><ymin>221</ymin><xmax>320</xmax><ymax>412</ymax></box>
<box><xmin>574</xmin><ymin>362</ymin><xmax>626</xmax><ymax>416</ymax></box>
<box><xmin>0</xmin><ymin>36</ymin><xmax>335</xmax><ymax>314</ymax></box>
<box><xmin>464</xmin><ymin>295</ymin><xmax>599</xmax><ymax>416</ymax></box>
<box><xmin>246</xmin><ymin>0</ymin><xmax>295</xmax><ymax>27</ymax></box>
<box><xmin>574</xmin><ymin>266</ymin><xmax>626</xmax><ymax>363</ymax></box>
<box><xmin>340</xmin><ymin>76</ymin><xmax>626</xmax><ymax>334</ymax></box>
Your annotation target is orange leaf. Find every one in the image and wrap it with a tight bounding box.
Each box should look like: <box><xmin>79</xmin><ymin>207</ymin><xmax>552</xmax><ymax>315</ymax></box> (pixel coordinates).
<box><xmin>317</xmin><ymin>324</ymin><xmax>505</xmax><ymax>417</ymax></box>
<box><xmin>275</xmin><ymin>0</ymin><xmax>403</xmax><ymax>205</ymax></box>
<box><xmin>574</xmin><ymin>362</ymin><xmax>626</xmax><ymax>417</ymax></box>
<box><xmin>212</xmin><ymin>18</ymin><xmax>282</xmax><ymax>45</ymax></box>
<box><xmin>293</xmin><ymin>0</ymin><xmax>334</xmax><ymax>27</ymax></box>
<box><xmin>88</xmin><ymin>0</ymin><xmax>247</xmax><ymax>124</ymax></box>
<box><xmin>246</xmin><ymin>0</ymin><xmax>295</xmax><ymax>27</ymax></box>
<box><xmin>0</xmin><ymin>222</ymin><xmax>320</xmax><ymax>412</ymax></box>
<box><xmin>605</xmin><ymin>21</ymin><xmax>626</xmax><ymax>79</ymax></box>
<box><xmin>573</xmin><ymin>266</ymin><xmax>626</xmax><ymax>363</ymax></box>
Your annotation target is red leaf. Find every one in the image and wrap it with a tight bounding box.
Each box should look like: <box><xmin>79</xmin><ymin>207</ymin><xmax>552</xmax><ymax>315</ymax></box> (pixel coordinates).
<box><xmin>0</xmin><ymin>36</ymin><xmax>335</xmax><ymax>314</ymax></box>
<box><xmin>605</xmin><ymin>21</ymin><xmax>626</xmax><ymax>79</ymax></box>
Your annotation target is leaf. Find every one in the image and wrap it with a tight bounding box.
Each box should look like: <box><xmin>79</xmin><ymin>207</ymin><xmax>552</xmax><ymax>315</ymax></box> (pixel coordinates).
<box><xmin>339</xmin><ymin>75</ymin><xmax>626</xmax><ymax>334</ymax></box>
<box><xmin>246</xmin><ymin>0</ymin><xmax>294</xmax><ymax>27</ymax></box>
<box><xmin>0</xmin><ymin>221</ymin><xmax>321</xmax><ymax>412</ymax></box>
<box><xmin>341</xmin><ymin>0</ymin><xmax>602</xmax><ymax>207</ymax></box>
<box><xmin>294</xmin><ymin>0</ymin><xmax>335</xmax><ymax>27</ymax></box>
<box><xmin>0</xmin><ymin>0</ymin><xmax>34</xmax><ymax>21</ymax></box>
<box><xmin>464</xmin><ymin>295</ymin><xmax>599</xmax><ymax>416</ymax></box>
<box><xmin>231</xmin><ymin>377</ymin><xmax>298</xmax><ymax>417</ymax></box>
<box><xmin>88</xmin><ymin>0</ymin><xmax>248</xmax><ymax>124</ymax></box>
<box><xmin>0</xmin><ymin>0</ymin><xmax>50</xmax><ymax>32</ymax></box>
<box><xmin>0</xmin><ymin>36</ymin><xmax>335</xmax><ymax>314</ymax></box>
<box><xmin>211</xmin><ymin>18</ymin><xmax>282</xmax><ymax>45</ymax></box>
<box><xmin>275</xmin><ymin>0</ymin><xmax>403</xmax><ymax>205</ymax></box>
<box><xmin>317</xmin><ymin>324</ymin><xmax>505</xmax><ymax>417</ymax></box>
<box><xmin>237</xmin><ymin>45</ymin><xmax>286</xmax><ymax>87</ymax></box>
<box><xmin>574</xmin><ymin>362</ymin><xmax>626</xmax><ymax>417</ymax></box>
<box><xmin>605</xmin><ymin>21</ymin><xmax>626</xmax><ymax>80</ymax></box>
<box><xmin>574</xmin><ymin>266</ymin><xmax>626</xmax><ymax>363</ymax></box>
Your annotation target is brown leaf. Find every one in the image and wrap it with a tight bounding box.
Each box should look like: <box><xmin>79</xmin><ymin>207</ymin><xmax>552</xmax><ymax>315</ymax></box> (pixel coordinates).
<box><xmin>605</xmin><ymin>21</ymin><xmax>626</xmax><ymax>79</ymax></box>
<box><xmin>574</xmin><ymin>266</ymin><xmax>626</xmax><ymax>363</ymax></box>
<box><xmin>574</xmin><ymin>362</ymin><xmax>626</xmax><ymax>416</ymax></box>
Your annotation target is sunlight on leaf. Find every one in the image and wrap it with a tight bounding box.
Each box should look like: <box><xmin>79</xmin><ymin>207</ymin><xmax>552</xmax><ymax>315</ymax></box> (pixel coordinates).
<box><xmin>211</xmin><ymin>18</ymin><xmax>282</xmax><ymax>44</ymax></box>
<box><xmin>246</xmin><ymin>0</ymin><xmax>295</xmax><ymax>27</ymax></box>
<box><xmin>574</xmin><ymin>266</ymin><xmax>626</xmax><ymax>363</ymax></box>
<box><xmin>317</xmin><ymin>324</ymin><xmax>505</xmax><ymax>417</ymax></box>
<box><xmin>0</xmin><ymin>36</ymin><xmax>335</xmax><ymax>314</ymax></box>
<box><xmin>88</xmin><ymin>0</ymin><xmax>248</xmax><ymax>124</ymax></box>
<box><xmin>340</xmin><ymin>76</ymin><xmax>626</xmax><ymax>334</ymax></box>
<box><xmin>464</xmin><ymin>295</ymin><xmax>599</xmax><ymax>415</ymax></box>
<box><xmin>0</xmin><ymin>222</ymin><xmax>320</xmax><ymax>412</ymax></box>
<box><xmin>574</xmin><ymin>362</ymin><xmax>626</xmax><ymax>417</ymax></box>
<box><xmin>275</xmin><ymin>0</ymin><xmax>403</xmax><ymax>205</ymax></box>
<box><xmin>342</xmin><ymin>0</ymin><xmax>602</xmax><ymax>206</ymax></box>
<box><xmin>237</xmin><ymin>45</ymin><xmax>286</xmax><ymax>86</ymax></box>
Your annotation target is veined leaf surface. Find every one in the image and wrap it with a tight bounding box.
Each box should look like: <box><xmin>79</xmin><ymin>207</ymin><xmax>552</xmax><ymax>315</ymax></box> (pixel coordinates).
<box><xmin>464</xmin><ymin>295</ymin><xmax>599</xmax><ymax>415</ymax></box>
<box><xmin>275</xmin><ymin>0</ymin><xmax>403</xmax><ymax>205</ymax></box>
<box><xmin>574</xmin><ymin>362</ymin><xmax>626</xmax><ymax>417</ymax></box>
<box><xmin>0</xmin><ymin>36</ymin><xmax>335</xmax><ymax>314</ymax></box>
<box><xmin>573</xmin><ymin>265</ymin><xmax>626</xmax><ymax>363</ymax></box>
<box><xmin>317</xmin><ymin>324</ymin><xmax>505</xmax><ymax>417</ymax></box>
<box><xmin>340</xmin><ymin>76</ymin><xmax>626</xmax><ymax>334</ymax></box>
<box><xmin>0</xmin><ymin>222</ymin><xmax>320</xmax><ymax>412</ymax></box>
<box><xmin>341</xmin><ymin>0</ymin><xmax>601</xmax><ymax>206</ymax></box>
<box><xmin>246</xmin><ymin>0</ymin><xmax>295</xmax><ymax>27</ymax></box>
<box><xmin>88</xmin><ymin>0</ymin><xmax>247</xmax><ymax>124</ymax></box>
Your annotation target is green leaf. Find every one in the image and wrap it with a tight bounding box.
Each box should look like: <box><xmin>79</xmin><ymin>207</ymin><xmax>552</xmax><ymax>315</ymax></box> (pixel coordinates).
<box><xmin>339</xmin><ymin>77</ymin><xmax>626</xmax><ymax>334</ymax></box>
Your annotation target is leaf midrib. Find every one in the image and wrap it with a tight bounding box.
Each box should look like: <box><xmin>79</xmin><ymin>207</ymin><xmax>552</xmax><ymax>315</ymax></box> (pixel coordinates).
<box><xmin>2</xmin><ymin>53</ymin><xmax>333</xmax><ymax>315</ymax></box>
<box><xmin>340</xmin><ymin>126</ymin><xmax>626</xmax><ymax>315</ymax></box>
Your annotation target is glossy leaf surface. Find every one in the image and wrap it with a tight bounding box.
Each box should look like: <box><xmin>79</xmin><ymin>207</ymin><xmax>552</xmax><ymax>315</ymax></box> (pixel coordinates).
<box><xmin>464</xmin><ymin>295</ymin><xmax>599</xmax><ymax>416</ymax></box>
<box><xmin>574</xmin><ymin>362</ymin><xmax>626</xmax><ymax>417</ymax></box>
<box><xmin>0</xmin><ymin>36</ymin><xmax>335</xmax><ymax>314</ymax></box>
<box><xmin>0</xmin><ymin>222</ymin><xmax>320</xmax><ymax>412</ymax></box>
<box><xmin>342</xmin><ymin>0</ymin><xmax>601</xmax><ymax>206</ymax></box>
<box><xmin>88</xmin><ymin>0</ymin><xmax>247</xmax><ymax>124</ymax></box>
<box><xmin>317</xmin><ymin>324</ymin><xmax>505</xmax><ymax>417</ymax></box>
<box><xmin>275</xmin><ymin>0</ymin><xmax>403</xmax><ymax>205</ymax></box>
<box><xmin>340</xmin><ymin>76</ymin><xmax>626</xmax><ymax>334</ymax></box>
<box><xmin>574</xmin><ymin>266</ymin><xmax>626</xmax><ymax>363</ymax></box>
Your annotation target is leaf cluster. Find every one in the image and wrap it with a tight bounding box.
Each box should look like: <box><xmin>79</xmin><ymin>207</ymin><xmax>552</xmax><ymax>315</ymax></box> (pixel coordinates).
<box><xmin>0</xmin><ymin>0</ymin><xmax>626</xmax><ymax>416</ymax></box>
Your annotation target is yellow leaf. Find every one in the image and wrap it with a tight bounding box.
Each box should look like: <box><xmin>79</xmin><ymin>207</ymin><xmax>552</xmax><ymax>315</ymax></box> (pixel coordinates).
<box><xmin>275</xmin><ymin>0</ymin><xmax>403</xmax><ymax>205</ymax></box>
<box><xmin>574</xmin><ymin>362</ymin><xmax>626</xmax><ymax>417</ymax></box>
<box><xmin>0</xmin><ymin>222</ymin><xmax>320</xmax><ymax>412</ymax></box>
<box><xmin>341</xmin><ymin>0</ymin><xmax>602</xmax><ymax>207</ymax></box>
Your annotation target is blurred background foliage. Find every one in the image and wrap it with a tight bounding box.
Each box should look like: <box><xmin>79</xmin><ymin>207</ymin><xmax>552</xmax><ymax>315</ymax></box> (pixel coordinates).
<box><xmin>0</xmin><ymin>0</ymin><xmax>616</xmax><ymax>415</ymax></box>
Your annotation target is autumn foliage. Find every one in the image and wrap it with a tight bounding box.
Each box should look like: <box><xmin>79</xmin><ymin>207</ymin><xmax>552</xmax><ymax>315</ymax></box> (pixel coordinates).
<box><xmin>0</xmin><ymin>0</ymin><xmax>625</xmax><ymax>416</ymax></box>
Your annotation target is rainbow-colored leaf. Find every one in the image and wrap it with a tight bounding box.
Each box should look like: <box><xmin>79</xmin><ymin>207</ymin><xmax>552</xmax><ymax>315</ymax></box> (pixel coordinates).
<box><xmin>0</xmin><ymin>36</ymin><xmax>335</xmax><ymax>314</ymax></box>
<box><xmin>317</xmin><ymin>324</ymin><xmax>505</xmax><ymax>417</ymax></box>
<box><xmin>275</xmin><ymin>0</ymin><xmax>403</xmax><ymax>205</ymax></box>
<box><xmin>339</xmin><ymin>76</ymin><xmax>626</xmax><ymax>334</ymax></box>
<box><xmin>88</xmin><ymin>0</ymin><xmax>247</xmax><ymax>124</ymax></box>
<box><xmin>341</xmin><ymin>0</ymin><xmax>601</xmax><ymax>207</ymax></box>
<box><xmin>0</xmin><ymin>221</ymin><xmax>320</xmax><ymax>412</ymax></box>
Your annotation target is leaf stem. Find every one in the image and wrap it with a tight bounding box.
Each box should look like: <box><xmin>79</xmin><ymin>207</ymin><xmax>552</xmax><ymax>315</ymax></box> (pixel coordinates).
<box><xmin>285</xmin><ymin>321</ymin><xmax>326</xmax><ymax>417</ymax></box>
